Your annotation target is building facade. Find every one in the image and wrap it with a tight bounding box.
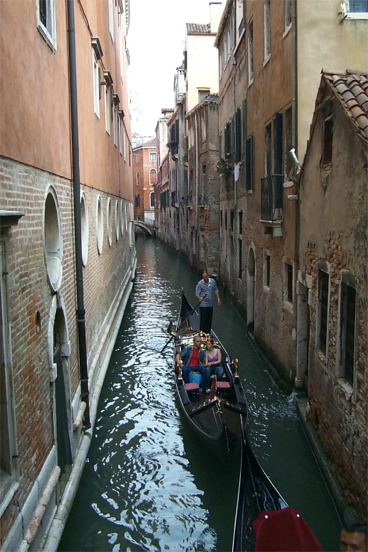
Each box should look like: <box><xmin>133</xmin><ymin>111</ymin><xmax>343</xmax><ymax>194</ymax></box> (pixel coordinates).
<box><xmin>154</xmin><ymin>0</ymin><xmax>368</xmax><ymax>520</ymax></box>
<box><xmin>155</xmin><ymin>2</ymin><xmax>222</xmax><ymax>269</ymax></box>
<box><xmin>0</xmin><ymin>1</ymin><xmax>135</xmax><ymax>549</ymax></box>
<box><xmin>132</xmin><ymin>138</ymin><xmax>157</xmax><ymax>224</ymax></box>
<box><xmin>215</xmin><ymin>0</ymin><xmax>368</xmax><ymax>381</ymax></box>
<box><xmin>297</xmin><ymin>70</ymin><xmax>368</xmax><ymax>518</ymax></box>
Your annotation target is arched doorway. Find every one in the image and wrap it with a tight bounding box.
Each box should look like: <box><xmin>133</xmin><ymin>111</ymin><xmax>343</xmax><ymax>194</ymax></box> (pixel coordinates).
<box><xmin>53</xmin><ymin>307</ymin><xmax>72</xmax><ymax>474</ymax></box>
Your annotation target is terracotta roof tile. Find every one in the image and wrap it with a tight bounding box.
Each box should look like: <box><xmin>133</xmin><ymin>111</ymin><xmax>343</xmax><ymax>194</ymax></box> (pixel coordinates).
<box><xmin>326</xmin><ymin>71</ymin><xmax>368</xmax><ymax>141</ymax></box>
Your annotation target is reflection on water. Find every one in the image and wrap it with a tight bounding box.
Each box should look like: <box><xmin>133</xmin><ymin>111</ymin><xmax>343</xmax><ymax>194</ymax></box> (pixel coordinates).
<box><xmin>59</xmin><ymin>238</ymin><xmax>341</xmax><ymax>552</ymax></box>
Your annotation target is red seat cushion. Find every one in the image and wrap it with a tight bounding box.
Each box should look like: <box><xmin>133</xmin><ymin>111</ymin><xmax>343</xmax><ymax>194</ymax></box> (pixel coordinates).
<box><xmin>185</xmin><ymin>382</ymin><xmax>199</xmax><ymax>392</ymax></box>
<box><xmin>217</xmin><ymin>381</ymin><xmax>231</xmax><ymax>389</ymax></box>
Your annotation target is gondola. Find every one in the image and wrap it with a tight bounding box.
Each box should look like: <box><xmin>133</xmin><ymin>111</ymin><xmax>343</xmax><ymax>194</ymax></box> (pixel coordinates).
<box><xmin>232</xmin><ymin>435</ymin><xmax>324</xmax><ymax>551</ymax></box>
<box><xmin>168</xmin><ymin>291</ymin><xmax>248</xmax><ymax>454</ymax></box>
<box><xmin>232</xmin><ymin>435</ymin><xmax>288</xmax><ymax>551</ymax></box>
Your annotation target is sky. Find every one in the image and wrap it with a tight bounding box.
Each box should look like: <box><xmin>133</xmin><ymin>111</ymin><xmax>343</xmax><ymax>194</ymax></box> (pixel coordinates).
<box><xmin>128</xmin><ymin>0</ymin><xmax>217</xmax><ymax>137</ymax></box>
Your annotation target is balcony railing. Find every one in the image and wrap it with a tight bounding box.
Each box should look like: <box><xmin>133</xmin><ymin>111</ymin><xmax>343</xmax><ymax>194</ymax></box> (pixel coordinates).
<box><xmin>260</xmin><ymin>175</ymin><xmax>283</xmax><ymax>222</ymax></box>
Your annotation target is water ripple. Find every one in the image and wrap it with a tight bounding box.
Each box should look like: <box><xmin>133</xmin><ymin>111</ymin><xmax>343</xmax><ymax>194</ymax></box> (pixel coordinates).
<box><xmin>60</xmin><ymin>239</ymin><xmax>341</xmax><ymax>552</ymax></box>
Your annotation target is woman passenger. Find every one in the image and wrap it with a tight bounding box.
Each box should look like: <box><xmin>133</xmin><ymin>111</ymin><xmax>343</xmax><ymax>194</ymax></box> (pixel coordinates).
<box><xmin>205</xmin><ymin>338</ymin><xmax>224</xmax><ymax>380</ymax></box>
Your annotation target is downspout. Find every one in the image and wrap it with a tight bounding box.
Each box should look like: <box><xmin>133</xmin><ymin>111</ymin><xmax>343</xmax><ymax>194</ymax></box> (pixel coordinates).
<box><xmin>291</xmin><ymin>0</ymin><xmax>299</xmax><ymax>267</ymax></box>
<box><xmin>291</xmin><ymin>0</ymin><xmax>304</xmax><ymax>389</ymax></box>
<box><xmin>195</xmin><ymin>111</ymin><xmax>199</xmax><ymax>257</ymax></box>
<box><xmin>67</xmin><ymin>0</ymin><xmax>91</xmax><ymax>429</ymax></box>
<box><xmin>291</xmin><ymin>0</ymin><xmax>297</xmax><ymax>155</ymax></box>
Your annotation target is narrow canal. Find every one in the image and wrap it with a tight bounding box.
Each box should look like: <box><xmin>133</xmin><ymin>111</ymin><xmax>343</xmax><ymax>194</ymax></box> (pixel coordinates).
<box><xmin>59</xmin><ymin>237</ymin><xmax>341</xmax><ymax>552</ymax></box>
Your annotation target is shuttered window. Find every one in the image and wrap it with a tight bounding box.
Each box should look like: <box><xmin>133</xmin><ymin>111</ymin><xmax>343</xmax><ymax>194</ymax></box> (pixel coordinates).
<box><xmin>246</xmin><ymin>135</ymin><xmax>254</xmax><ymax>191</ymax></box>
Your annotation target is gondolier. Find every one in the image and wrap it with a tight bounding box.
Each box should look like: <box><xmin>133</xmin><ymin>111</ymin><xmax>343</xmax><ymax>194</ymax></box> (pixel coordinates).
<box><xmin>195</xmin><ymin>270</ymin><xmax>221</xmax><ymax>334</ymax></box>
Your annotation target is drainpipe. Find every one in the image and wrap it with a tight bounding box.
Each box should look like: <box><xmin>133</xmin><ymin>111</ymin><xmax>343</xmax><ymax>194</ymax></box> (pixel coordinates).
<box><xmin>291</xmin><ymin>0</ymin><xmax>297</xmax><ymax>153</ymax></box>
<box><xmin>67</xmin><ymin>0</ymin><xmax>91</xmax><ymax>429</ymax></box>
<box><xmin>291</xmin><ymin>0</ymin><xmax>304</xmax><ymax>388</ymax></box>
<box><xmin>291</xmin><ymin>0</ymin><xmax>299</xmax><ymax>267</ymax></box>
<box><xmin>195</xmin><ymin>111</ymin><xmax>199</xmax><ymax>256</ymax></box>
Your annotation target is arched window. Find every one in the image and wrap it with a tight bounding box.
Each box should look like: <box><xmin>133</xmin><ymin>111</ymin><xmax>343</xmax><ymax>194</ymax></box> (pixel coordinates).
<box><xmin>44</xmin><ymin>187</ymin><xmax>63</xmax><ymax>291</ymax></box>
<box><xmin>96</xmin><ymin>196</ymin><xmax>103</xmax><ymax>254</ymax></box>
<box><xmin>149</xmin><ymin>169</ymin><xmax>157</xmax><ymax>185</ymax></box>
<box><xmin>81</xmin><ymin>193</ymin><xmax>89</xmax><ymax>266</ymax></box>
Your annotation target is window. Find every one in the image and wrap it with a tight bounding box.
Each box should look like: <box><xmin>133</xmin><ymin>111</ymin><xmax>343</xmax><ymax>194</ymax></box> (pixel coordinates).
<box><xmin>107</xmin><ymin>198</ymin><xmax>112</xmax><ymax>246</ymax></box>
<box><xmin>230</xmin><ymin>210</ymin><xmax>234</xmax><ymax>235</ymax></box>
<box><xmin>284</xmin><ymin>262</ymin><xmax>293</xmax><ymax>303</ymax></box>
<box><xmin>105</xmin><ymin>86</ymin><xmax>111</xmax><ymax>135</ymax></box>
<box><xmin>264</xmin><ymin>254</ymin><xmax>271</xmax><ymax>287</ymax></box>
<box><xmin>113</xmin><ymin>103</ymin><xmax>118</xmax><ymax>147</ymax></box>
<box><xmin>81</xmin><ymin>193</ymin><xmax>89</xmax><ymax>266</ymax></box>
<box><xmin>150</xmin><ymin>192</ymin><xmax>155</xmax><ymax>208</ymax></box>
<box><xmin>347</xmin><ymin>0</ymin><xmax>368</xmax><ymax>14</ymax></box>
<box><xmin>119</xmin><ymin>117</ymin><xmax>123</xmax><ymax>156</ymax></box>
<box><xmin>115</xmin><ymin>200</ymin><xmax>119</xmax><ymax>241</ymax></box>
<box><xmin>264</xmin><ymin>0</ymin><xmax>271</xmax><ymax>60</ymax></box>
<box><xmin>96</xmin><ymin>196</ymin><xmax>103</xmax><ymax>254</ymax></box>
<box><xmin>92</xmin><ymin>51</ymin><xmax>100</xmax><ymax>118</ymax></box>
<box><xmin>318</xmin><ymin>269</ymin><xmax>329</xmax><ymax>354</ymax></box>
<box><xmin>44</xmin><ymin>188</ymin><xmax>63</xmax><ymax>291</ymax></box>
<box><xmin>37</xmin><ymin>0</ymin><xmax>56</xmax><ymax>50</ymax></box>
<box><xmin>224</xmin><ymin>120</ymin><xmax>233</xmax><ymax>161</ymax></box>
<box><xmin>135</xmin><ymin>194</ymin><xmax>140</xmax><ymax>208</ymax></box>
<box><xmin>235</xmin><ymin>108</ymin><xmax>242</xmax><ymax>163</ymax></box>
<box><xmin>339</xmin><ymin>277</ymin><xmax>357</xmax><ymax>385</ymax></box>
<box><xmin>149</xmin><ymin>169</ymin><xmax>156</xmax><ymax>185</ymax></box>
<box><xmin>238</xmin><ymin>239</ymin><xmax>243</xmax><ymax>279</ymax></box>
<box><xmin>285</xmin><ymin>0</ymin><xmax>292</xmax><ymax>29</ymax></box>
<box><xmin>198</xmin><ymin>89</ymin><xmax>210</xmax><ymax>103</ymax></box>
<box><xmin>123</xmin><ymin>131</ymin><xmax>127</xmax><ymax>162</ymax></box>
<box><xmin>322</xmin><ymin>115</ymin><xmax>333</xmax><ymax>166</ymax></box>
<box><xmin>108</xmin><ymin>0</ymin><xmax>114</xmax><ymax>42</ymax></box>
<box><xmin>202</xmin><ymin>164</ymin><xmax>207</xmax><ymax>190</ymax></box>
<box><xmin>0</xmin><ymin>244</ymin><xmax>18</xmax><ymax>512</ymax></box>
<box><xmin>242</xmin><ymin>99</ymin><xmax>247</xmax><ymax>160</ymax></box>
<box><xmin>284</xmin><ymin>108</ymin><xmax>293</xmax><ymax>178</ymax></box>
<box><xmin>200</xmin><ymin>111</ymin><xmax>207</xmax><ymax>142</ymax></box>
<box><xmin>265</xmin><ymin>123</ymin><xmax>272</xmax><ymax>176</ymax></box>
<box><xmin>247</xmin><ymin>20</ymin><xmax>254</xmax><ymax>83</ymax></box>
<box><xmin>136</xmin><ymin>172</ymin><xmax>140</xmax><ymax>186</ymax></box>
<box><xmin>149</xmin><ymin>152</ymin><xmax>157</xmax><ymax>162</ymax></box>
<box><xmin>117</xmin><ymin>1</ymin><xmax>124</xmax><ymax>80</ymax></box>
<box><xmin>238</xmin><ymin>211</ymin><xmax>243</xmax><ymax>235</ymax></box>
<box><xmin>245</xmin><ymin>135</ymin><xmax>254</xmax><ymax>191</ymax></box>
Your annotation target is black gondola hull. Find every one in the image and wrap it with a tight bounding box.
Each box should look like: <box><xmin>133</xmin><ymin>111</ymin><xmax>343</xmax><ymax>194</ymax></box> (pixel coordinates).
<box><xmin>172</xmin><ymin>292</ymin><xmax>248</xmax><ymax>456</ymax></box>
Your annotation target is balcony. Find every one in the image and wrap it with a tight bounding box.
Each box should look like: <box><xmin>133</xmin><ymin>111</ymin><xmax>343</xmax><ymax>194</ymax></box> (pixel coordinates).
<box><xmin>260</xmin><ymin>175</ymin><xmax>283</xmax><ymax>236</ymax></box>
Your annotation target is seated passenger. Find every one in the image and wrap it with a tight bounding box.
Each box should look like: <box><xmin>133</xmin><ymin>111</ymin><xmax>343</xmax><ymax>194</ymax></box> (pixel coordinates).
<box><xmin>176</xmin><ymin>335</ymin><xmax>209</xmax><ymax>392</ymax></box>
<box><xmin>205</xmin><ymin>338</ymin><xmax>224</xmax><ymax>380</ymax></box>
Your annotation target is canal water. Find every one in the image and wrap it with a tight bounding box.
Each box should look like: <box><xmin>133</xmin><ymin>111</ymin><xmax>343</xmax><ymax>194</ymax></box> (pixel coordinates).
<box><xmin>59</xmin><ymin>237</ymin><xmax>341</xmax><ymax>552</ymax></box>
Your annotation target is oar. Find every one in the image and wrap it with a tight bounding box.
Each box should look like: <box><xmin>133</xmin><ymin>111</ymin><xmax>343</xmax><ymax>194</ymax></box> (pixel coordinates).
<box><xmin>160</xmin><ymin>295</ymin><xmax>205</xmax><ymax>354</ymax></box>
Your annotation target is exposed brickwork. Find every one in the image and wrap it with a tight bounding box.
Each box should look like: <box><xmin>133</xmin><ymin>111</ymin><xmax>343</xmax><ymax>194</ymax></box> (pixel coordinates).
<box><xmin>298</xmin><ymin>71</ymin><xmax>368</xmax><ymax>519</ymax></box>
<box><xmin>0</xmin><ymin>158</ymin><xmax>134</xmax><ymax>544</ymax></box>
